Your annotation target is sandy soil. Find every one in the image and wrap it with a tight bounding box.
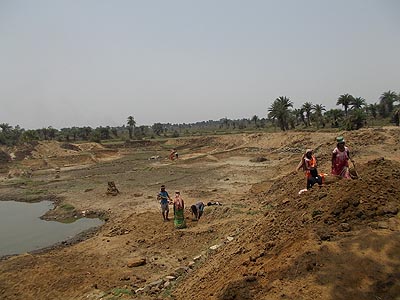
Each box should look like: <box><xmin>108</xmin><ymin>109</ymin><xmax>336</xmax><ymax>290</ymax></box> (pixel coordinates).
<box><xmin>0</xmin><ymin>127</ymin><xmax>399</xmax><ymax>300</ymax></box>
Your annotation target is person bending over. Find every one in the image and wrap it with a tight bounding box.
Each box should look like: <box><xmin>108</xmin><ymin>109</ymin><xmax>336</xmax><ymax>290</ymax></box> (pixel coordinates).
<box><xmin>191</xmin><ymin>201</ymin><xmax>205</xmax><ymax>221</ymax></box>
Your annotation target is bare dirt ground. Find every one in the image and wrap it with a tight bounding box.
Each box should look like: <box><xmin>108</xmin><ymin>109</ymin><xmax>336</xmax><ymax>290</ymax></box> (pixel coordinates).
<box><xmin>0</xmin><ymin>127</ymin><xmax>399</xmax><ymax>300</ymax></box>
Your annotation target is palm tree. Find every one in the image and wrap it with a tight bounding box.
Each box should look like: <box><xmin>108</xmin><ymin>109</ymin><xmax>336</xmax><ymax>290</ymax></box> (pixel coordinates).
<box><xmin>325</xmin><ymin>109</ymin><xmax>344</xmax><ymax>128</ymax></box>
<box><xmin>127</xmin><ymin>116</ymin><xmax>136</xmax><ymax>139</ymax></box>
<box><xmin>302</xmin><ymin>102</ymin><xmax>313</xmax><ymax>126</ymax></box>
<box><xmin>288</xmin><ymin>111</ymin><xmax>297</xmax><ymax>129</ymax></box>
<box><xmin>392</xmin><ymin>108</ymin><xmax>400</xmax><ymax>126</ymax></box>
<box><xmin>0</xmin><ymin>123</ymin><xmax>12</xmax><ymax>132</ymax></box>
<box><xmin>251</xmin><ymin>115</ymin><xmax>259</xmax><ymax>128</ymax></box>
<box><xmin>47</xmin><ymin>126</ymin><xmax>57</xmax><ymax>140</ymax></box>
<box><xmin>219</xmin><ymin>117</ymin><xmax>230</xmax><ymax>129</ymax></box>
<box><xmin>268</xmin><ymin>96</ymin><xmax>293</xmax><ymax>131</ymax></box>
<box><xmin>60</xmin><ymin>128</ymin><xmax>72</xmax><ymax>141</ymax></box>
<box><xmin>313</xmin><ymin>104</ymin><xmax>326</xmax><ymax>129</ymax></box>
<box><xmin>366</xmin><ymin>103</ymin><xmax>379</xmax><ymax>119</ymax></box>
<box><xmin>337</xmin><ymin>94</ymin><xmax>355</xmax><ymax>116</ymax></box>
<box><xmin>40</xmin><ymin>127</ymin><xmax>49</xmax><ymax>140</ymax></box>
<box><xmin>111</xmin><ymin>127</ymin><xmax>119</xmax><ymax>138</ymax></box>
<box><xmin>292</xmin><ymin>108</ymin><xmax>306</xmax><ymax>126</ymax></box>
<box><xmin>395</xmin><ymin>92</ymin><xmax>400</xmax><ymax>126</ymax></box>
<box><xmin>81</xmin><ymin>127</ymin><xmax>92</xmax><ymax>140</ymax></box>
<box><xmin>70</xmin><ymin>127</ymin><xmax>79</xmax><ymax>141</ymax></box>
<box><xmin>379</xmin><ymin>90</ymin><xmax>397</xmax><ymax>117</ymax></box>
<box><xmin>138</xmin><ymin>125</ymin><xmax>148</xmax><ymax>138</ymax></box>
<box><xmin>346</xmin><ymin>109</ymin><xmax>366</xmax><ymax>130</ymax></box>
<box><xmin>351</xmin><ymin>97</ymin><xmax>366</xmax><ymax>110</ymax></box>
<box><xmin>21</xmin><ymin>130</ymin><xmax>40</xmax><ymax>142</ymax></box>
<box><xmin>152</xmin><ymin>123</ymin><xmax>164</xmax><ymax>136</ymax></box>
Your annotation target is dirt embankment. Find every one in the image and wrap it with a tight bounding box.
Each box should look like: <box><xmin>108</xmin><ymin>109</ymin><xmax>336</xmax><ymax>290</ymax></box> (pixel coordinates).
<box><xmin>172</xmin><ymin>157</ymin><xmax>400</xmax><ymax>300</ymax></box>
<box><xmin>0</xmin><ymin>141</ymin><xmax>120</xmax><ymax>178</ymax></box>
<box><xmin>0</xmin><ymin>127</ymin><xmax>399</xmax><ymax>300</ymax></box>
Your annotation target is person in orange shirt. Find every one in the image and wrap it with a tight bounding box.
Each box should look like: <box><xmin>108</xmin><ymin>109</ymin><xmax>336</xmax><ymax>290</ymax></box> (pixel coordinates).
<box><xmin>297</xmin><ymin>149</ymin><xmax>323</xmax><ymax>190</ymax></box>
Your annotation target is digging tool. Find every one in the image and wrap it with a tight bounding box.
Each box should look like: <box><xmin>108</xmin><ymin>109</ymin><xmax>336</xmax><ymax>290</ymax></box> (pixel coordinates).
<box><xmin>350</xmin><ymin>159</ymin><xmax>360</xmax><ymax>179</ymax></box>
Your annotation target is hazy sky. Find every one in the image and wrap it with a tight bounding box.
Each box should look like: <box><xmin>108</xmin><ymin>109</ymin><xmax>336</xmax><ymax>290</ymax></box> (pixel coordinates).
<box><xmin>0</xmin><ymin>0</ymin><xmax>399</xmax><ymax>129</ymax></box>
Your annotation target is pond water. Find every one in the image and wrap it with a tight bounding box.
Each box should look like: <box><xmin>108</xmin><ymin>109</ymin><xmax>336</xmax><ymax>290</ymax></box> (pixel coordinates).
<box><xmin>0</xmin><ymin>200</ymin><xmax>104</xmax><ymax>257</ymax></box>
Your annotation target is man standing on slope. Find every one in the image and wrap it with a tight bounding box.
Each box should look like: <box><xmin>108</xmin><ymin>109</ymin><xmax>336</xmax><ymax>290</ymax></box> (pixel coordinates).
<box><xmin>157</xmin><ymin>185</ymin><xmax>172</xmax><ymax>221</ymax></box>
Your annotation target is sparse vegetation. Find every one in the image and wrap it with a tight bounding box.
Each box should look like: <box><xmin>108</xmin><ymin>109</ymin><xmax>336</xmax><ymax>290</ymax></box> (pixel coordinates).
<box><xmin>60</xmin><ymin>203</ymin><xmax>75</xmax><ymax>211</ymax></box>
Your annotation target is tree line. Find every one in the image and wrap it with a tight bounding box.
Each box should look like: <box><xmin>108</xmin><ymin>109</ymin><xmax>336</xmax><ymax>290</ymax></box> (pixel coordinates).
<box><xmin>1</xmin><ymin>90</ymin><xmax>399</xmax><ymax>146</ymax></box>
<box><xmin>268</xmin><ymin>90</ymin><xmax>400</xmax><ymax>131</ymax></box>
<box><xmin>0</xmin><ymin>116</ymin><xmax>272</xmax><ymax>146</ymax></box>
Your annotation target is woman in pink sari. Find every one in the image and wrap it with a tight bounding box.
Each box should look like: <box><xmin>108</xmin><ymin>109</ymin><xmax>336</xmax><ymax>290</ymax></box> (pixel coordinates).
<box><xmin>331</xmin><ymin>136</ymin><xmax>351</xmax><ymax>178</ymax></box>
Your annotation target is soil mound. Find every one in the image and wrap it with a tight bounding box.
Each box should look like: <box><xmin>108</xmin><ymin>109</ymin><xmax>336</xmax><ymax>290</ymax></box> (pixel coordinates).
<box><xmin>60</xmin><ymin>143</ymin><xmax>81</xmax><ymax>151</ymax></box>
<box><xmin>30</xmin><ymin>141</ymin><xmax>82</xmax><ymax>159</ymax></box>
<box><xmin>12</xmin><ymin>142</ymin><xmax>38</xmax><ymax>160</ymax></box>
<box><xmin>0</xmin><ymin>141</ymin><xmax>120</xmax><ymax>174</ymax></box>
<box><xmin>74</xmin><ymin>142</ymin><xmax>105</xmax><ymax>151</ymax></box>
<box><xmin>166</xmin><ymin>135</ymin><xmax>249</xmax><ymax>151</ymax></box>
<box><xmin>173</xmin><ymin>158</ymin><xmax>400</xmax><ymax>300</ymax></box>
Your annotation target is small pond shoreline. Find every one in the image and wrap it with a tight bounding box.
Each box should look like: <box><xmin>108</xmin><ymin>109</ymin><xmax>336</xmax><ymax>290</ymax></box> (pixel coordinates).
<box><xmin>0</xmin><ymin>225</ymin><xmax>103</xmax><ymax>261</ymax></box>
<box><xmin>0</xmin><ymin>193</ymin><xmax>107</xmax><ymax>260</ymax></box>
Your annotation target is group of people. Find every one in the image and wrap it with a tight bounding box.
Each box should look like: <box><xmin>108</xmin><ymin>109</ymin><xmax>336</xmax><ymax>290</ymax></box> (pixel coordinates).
<box><xmin>297</xmin><ymin>136</ymin><xmax>352</xmax><ymax>190</ymax></box>
<box><xmin>159</xmin><ymin>136</ymin><xmax>352</xmax><ymax>226</ymax></box>
<box><xmin>157</xmin><ymin>185</ymin><xmax>205</xmax><ymax>229</ymax></box>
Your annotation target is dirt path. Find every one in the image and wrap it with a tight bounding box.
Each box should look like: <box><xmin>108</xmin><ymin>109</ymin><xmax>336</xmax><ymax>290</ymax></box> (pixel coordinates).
<box><xmin>0</xmin><ymin>127</ymin><xmax>399</xmax><ymax>300</ymax></box>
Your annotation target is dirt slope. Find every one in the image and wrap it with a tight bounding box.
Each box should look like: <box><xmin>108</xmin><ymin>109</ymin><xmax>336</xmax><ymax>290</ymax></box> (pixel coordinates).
<box><xmin>172</xmin><ymin>157</ymin><xmax>400</xmax><ymax>300</ymax></box>
<box><xmin>0</xmin><ymin>127</ymin><xmax>399</xmax><ymax>300</ymax></box>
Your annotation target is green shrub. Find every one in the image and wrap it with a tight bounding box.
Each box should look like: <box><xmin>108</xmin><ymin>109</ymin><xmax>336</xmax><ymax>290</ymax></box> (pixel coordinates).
<box><xmin>60</xmin><ymin>203</ymin><xmax>75</xmax><ymax>211</ymax></box>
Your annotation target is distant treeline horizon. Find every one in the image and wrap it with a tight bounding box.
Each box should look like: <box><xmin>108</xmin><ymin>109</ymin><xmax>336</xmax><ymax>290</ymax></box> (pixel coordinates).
<box><xmin>1</xmin><ymin>90</ymin><xmax>399</xmax><ymax>146</ymax></box>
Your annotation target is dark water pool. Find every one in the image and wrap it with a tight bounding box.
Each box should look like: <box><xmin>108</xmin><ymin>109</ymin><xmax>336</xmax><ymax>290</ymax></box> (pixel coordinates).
<box><xmin>0</xmin><ymin>200</ymin><xmax>103</xmax><ymax>256</ymax></box>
